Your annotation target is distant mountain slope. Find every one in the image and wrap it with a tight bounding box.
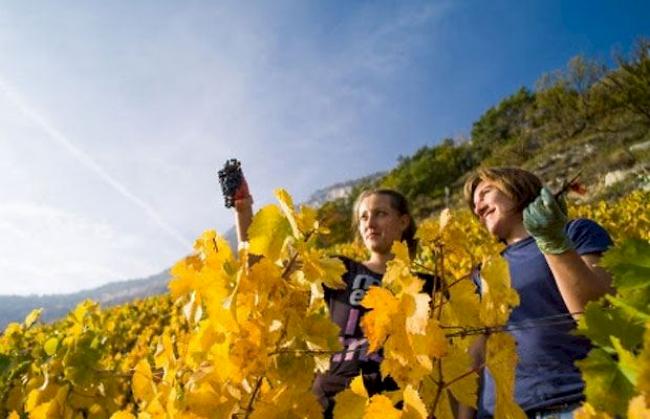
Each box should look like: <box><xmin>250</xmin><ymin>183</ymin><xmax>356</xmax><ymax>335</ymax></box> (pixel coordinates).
<box><xmin>0</xmin><ymin>270</ymin><xmax>170</xmax><ymax>329</ymax></box>
<box><xmin>305</xmin><ymin>172</ymin><xmax>385</xmax><ymax>207</ymax></box>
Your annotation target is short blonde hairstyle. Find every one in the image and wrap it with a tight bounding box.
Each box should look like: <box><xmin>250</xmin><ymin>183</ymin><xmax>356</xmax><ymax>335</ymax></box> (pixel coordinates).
<box><xmin>463</xmin><ymin>167</ymin><xmax>543</xmax><ymax>214</ymax></box>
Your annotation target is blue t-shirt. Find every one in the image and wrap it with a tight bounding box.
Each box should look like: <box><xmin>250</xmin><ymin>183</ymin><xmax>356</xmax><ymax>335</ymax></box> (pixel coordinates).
<box><xmin>478</xmin><ymin>219</ymin><xmax>612</xmax><ymax>417</ymax></box>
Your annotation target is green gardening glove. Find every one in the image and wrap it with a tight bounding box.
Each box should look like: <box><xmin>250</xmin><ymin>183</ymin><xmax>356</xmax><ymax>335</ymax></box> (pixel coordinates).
<box><xmin>523</xmin><ymin>187</ymin><xmax>574</xmax><ymax>254</ymax></box>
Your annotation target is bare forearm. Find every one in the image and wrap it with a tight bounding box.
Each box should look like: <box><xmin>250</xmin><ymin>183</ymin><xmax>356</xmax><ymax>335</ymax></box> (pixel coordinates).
<box><xmin>545</xmin><ymin>251</ymin><xmax>613</xmax><ymax>315</ymax></box>
<box><xmin>234</xmin><ymin>199</ymin><xmax>253</xmax><ymax>244</ymax></box>
<box><xmin>457</xmin><ymin>405</ymin><xmax>476</xmax><ymax>419</ymax></box>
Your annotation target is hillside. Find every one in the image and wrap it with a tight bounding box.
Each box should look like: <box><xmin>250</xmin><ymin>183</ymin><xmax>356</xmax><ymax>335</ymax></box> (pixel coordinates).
<box><xmin>316</xmin><ymin>40</ymin><xmax>650</xmax><ymax>245</ymax></box>
<box><xmin>0</xmin><ymin>270</ymin><xmax>169</xmax><ymax>330</ymax></box>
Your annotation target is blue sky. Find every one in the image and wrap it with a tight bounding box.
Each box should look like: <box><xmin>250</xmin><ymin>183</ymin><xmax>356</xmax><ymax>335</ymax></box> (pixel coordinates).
<box><xmin>0</xmin><ymin>0</ymin><xmax>648</xmax><ymax>294</ymax></box>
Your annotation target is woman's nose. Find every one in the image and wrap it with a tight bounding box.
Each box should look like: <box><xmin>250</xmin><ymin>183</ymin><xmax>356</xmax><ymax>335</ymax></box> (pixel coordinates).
<box><xmin>474</xmin><ymin>201</ymin><xmax>484</xmax><ymax>216</ymax></box>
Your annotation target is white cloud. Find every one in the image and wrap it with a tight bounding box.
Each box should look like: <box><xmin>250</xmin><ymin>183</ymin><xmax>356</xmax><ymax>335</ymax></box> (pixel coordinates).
<box><xmin>0</xmin><ymin>202</ymin><xmax>172</xmax><ymax>294</ymax></box>
<box><xmin>0</xmin><ymin>75</ymin><xmax>193</xmax><ymax>250</ymax></box>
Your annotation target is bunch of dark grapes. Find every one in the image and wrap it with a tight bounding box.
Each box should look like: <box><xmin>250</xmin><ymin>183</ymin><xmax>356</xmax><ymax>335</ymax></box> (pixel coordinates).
<box><xmin>218</xmin><ymin>158</ymin><xmax>245</xmax><ymax>208</ymax></box>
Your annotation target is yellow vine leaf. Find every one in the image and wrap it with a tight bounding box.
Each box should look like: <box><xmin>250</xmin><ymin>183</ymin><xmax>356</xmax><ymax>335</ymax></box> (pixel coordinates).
<box><xmin>382</xmin><ymin>241</ymin><xmax>422</xmax><ymax>292</ymax></box>
<box><xmin>186</xmin><ymin>320</ymin><xmax>219</xmax><ymax>364</ymax></box>
<box><xmin>274</xmin><ymin>188</ymin><xmax>301</xmax><ymax>238</ymax></box>
<box><xmin>132</xmin><ymin>359</ymin><xmax>156</xmax><ymax>403</ymax></box>
<box><xmin>270</xmin><ymin>352</ymin><xmax>316</xmax><ymax>390</ymax></box>
<box><xmin>24</xmin><ymin>308</ymin><xmax>43</xmax><ymax>329</ymax></box>
<box><xmin>89</xmin><ymin>404</ymin><xmax>108</xmax><ymax>417</ymax></box>
<box><xmin>375</xmin><ymin>296</ymin><xmax>445</xmax><ymax>387</ymax></box>
<box><xmin>193</xmin><ymin>229</ymin><xmax>234</xmax><ymax>268</ymax></box>
<box><xmin>418</xmin><ymin>356</ymin><xmax>465</xmax><ymax>419</ymax></box>
<box><xmin>405</xmin><ymin>293</ymin><xmax>431</xmax><ymax>335</ymax></box>
<box><xmin>611</xmin><ymin>336</ymin><xmax>639</xmax><ymax>384</ymax></box>
<box><xmin>479</xmin><ymin>256</ymin><xmax>519</xmax><ymax>326</ymax></box>
<box><xmin>8</xmin><ymin>412</ymin><xmax>20</xmax><ymax>419</ymax></box>
<box><xmin>44</xmin><ymin>336</ymin><xmax>59</xmax><ymax>356</ymax></box>
<box><xmin>302</xmin><ymin>312</ymin><xmax>342</xmax><ymax>352</ymax></box>
<box><xmin>333</xmin><ymin>376</ymin><xmax>368</xmax><ymax>419</ymax></box>
<box><xmin>142</xmin><ymin>398</ymin><xmax>166</xmax><ymax>417</ymax></box>
<box><xmin>295</xmin><ymin>204</ymin><xmax>319</xmax><ymax>235</ymax></box>
<box><xmin>209</xmin><ymin>338</ymin><xmax>241</xmax><ymax>383</ymax></box>
<box><xmin>169</xmin><ymin>255</ymin><xmax>201</xmax><ymax>300</ymax></box>
<box><xmin>5</xmin><ymin>386</ymin><xmax>23</xmax><ymax>412</ymax></box>
<box><xmin>361</xmin><ymin>287</ymin><xmax>401</xmax><ymax>353</ymax></box>
<box><xmin>299</xmin><ymin>247</ymin><xmax>346</xmax><ymax>289</ymax></box>
<box><xmin>574</xmin><ymin>402</ymin><xmax>613</xmax><ymax>418</ymax></box>
<box><xmin>110</xmin><ymin>411</ymin><xmax>137</xmax><ymax>419</ymax></box>
<box><xmin>154</xmin><ymin>332</ymin><xmax>176</xmax><ymax>372</ymax></box>
<box><xmin>432</xmin><ymin>389</ymin><xmax>455</xmax><ymax>419</ymax></box>
<box><xmin>380</xmin><ymin>351</ymin><xmax>428</xmax><ymax>389</ymax></box>
<box><xmin>375</xmin><ymin>283</ymin><xmax>446</xmax><ymax>386</ymax></box>
<box><xmin>402</xmin><ymin>385</ymin><xmax>428</xmax><ymax>419</ymax></box>
<box><xmin>425</xmin><ymin>318</ymin><xmax>449</xmax><ymax>358</ymax></box>
<box><xmin>442</xmin><ymin>349</ymin><xmax>478</xmax><ymax>408</ymax></box>
<box><xmin>392</xmin><ymin>240</ymin><xmax>410</xmax><ymax>264</ymax></box>
<box><xmin>415</xmin><ymin>218</ymin><xmax>441</xmax><ymax>244</ymax></box>
<box><xmin>327</xmin><ymin>241</ymin><xmax>369</xmax><ymax>262</ymax></box>
<box><xmin>184</xmin><ymin>382</ymin><xmax>234</xmax><ymax>418</ymax></box>
<box><xmin>439</xmin><ymin>208</ymin><xmax>452</xmax><ymax>231</ymax></box>
<box><xmin>26</xmin><ymin>382</ymin><xmax>59</xmax><ymax>412</ymax></box>
<box><xmin>363</xmin><ymin>394</ymin><xmax>401</xmax><ymax>419</ymax></box>
<box><xmin>350</xmin><ymin>375</ymin><xmax>368</xmax><ymax>397</ymax></box>
<box><xmin>250</xmin><ymin>386</ymin><xmax>322</xmax><ymax>419</ymax></box>
<box><xmin>68</xmin><ymin>386</ymin><xmax>100</xmax><ymax>410</ymax></box>
<box><xmin>243</xmin><ymin>257</ymin><xmax>286</xmax><ymax>318</ymax></box>
<box><xmin>29</xmin><ymin>402</ymin><xmax>54</xmax><ymax>419</ymax></box>
<box><xmin>248</xmin><ymin>204</ymin><xmax>292</xmax><ymax>260</ymax></box>
<box><xmin>2</xmin><ymin>322</ymin><xmax>21</xmax><ymax>340</ymax></box>
<box><xmin>485</xmin><ymin>333</ymin><xmax>526</xmax><ymax>419</ymax></box>
<box><xmin>628</xmin><ymin>395</ymin><xmax>650</xmax><ymax>419</ymax></box>
<box><xmin>334</xmin><ymin>390</ymin><xmax>368</xmax><ymax>419</ymax></box>
<box><xmin>25</xmin><ymin>389</ymin><xmax>42</xmax><ymax>412</ymax></box>
<box><xmin>441</xmin><ymin>277</ymin><xmax>481</xmax><ymax>328</ymax></box>
<box><xmin>182</xmin><ymin>290</ymin><xmax>203</xmax><ymax>324</ymax></box>
<box><xmin>638</xmin><ymin>322</ymin><xmax>650</xmax><ymax>406</ymax></box>
<box><xmin>29</xmin><ymin>384</ymin><xmax>69</xmax><ymax>419</ymax></box>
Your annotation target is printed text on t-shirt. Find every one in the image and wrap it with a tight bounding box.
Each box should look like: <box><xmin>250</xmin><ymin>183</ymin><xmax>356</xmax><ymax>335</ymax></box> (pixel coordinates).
<box><xmin>348</xmin><ymin>274</ymin><xmax>381</xmax><ymax>305</ymax></box>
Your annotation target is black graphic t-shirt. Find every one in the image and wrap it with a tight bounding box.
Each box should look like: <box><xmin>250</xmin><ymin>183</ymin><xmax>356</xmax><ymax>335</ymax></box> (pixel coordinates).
<box><xmin>322</xmin><ymin>257</ymin><xmax>435</xmax><ymax>381</ymax></box>
<box><xmin>324</xmin><ymin>257</ymin><xmax>384</xmax><ymax>379</ymax></box>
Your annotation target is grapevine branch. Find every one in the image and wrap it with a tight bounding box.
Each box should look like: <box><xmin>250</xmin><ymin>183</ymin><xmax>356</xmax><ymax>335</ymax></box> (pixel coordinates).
<box><xmin>444</xmin><ymin>311</ymin><xmax>584</xmax><ymax>338</ymax></box>
<box><xmin>267</xmin><ymin>311</ymin><xmax>590</xmax><ymax>361</ymax></box>
<box><xmin>443</xmin><ymin>362</ymin><xmax>485</xmax><ymax>389</ymax></box>
<box><xmin>411</xmin><ymin>260</ymin><xmax>435</xmax><ymax>275</ymax></box>
<box><xmin>281</xmin><ymin>231</ymin><xmax>313</xmax><ymax>280</ymax></box>
<box><xmin>269</xmin><ymin>348</ymin><xmax>338</xmax><ymax>356</ymax></box>
<box><xmin>244</xmin><ymin>313</ymin><xmax>291</xmax><ymax>417</ymax></box>
<box><xmin>244</xmin><ymin>375</ymin><xmax>265</xmax><ymax>419</ymax></box>
<box><xmin>436</xmin><ymin>247</ymin><xmax>446</xmax><ymax>320</ymax></box>
<box><xmin>430</xmin><ymin>358</ymin><xmax>445</xmax><ymax>413</ymax></box>
<box><xmin>554</xmin><ymin>169</ymin><xmax>583</xmax><ymax>199</ymax></box>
